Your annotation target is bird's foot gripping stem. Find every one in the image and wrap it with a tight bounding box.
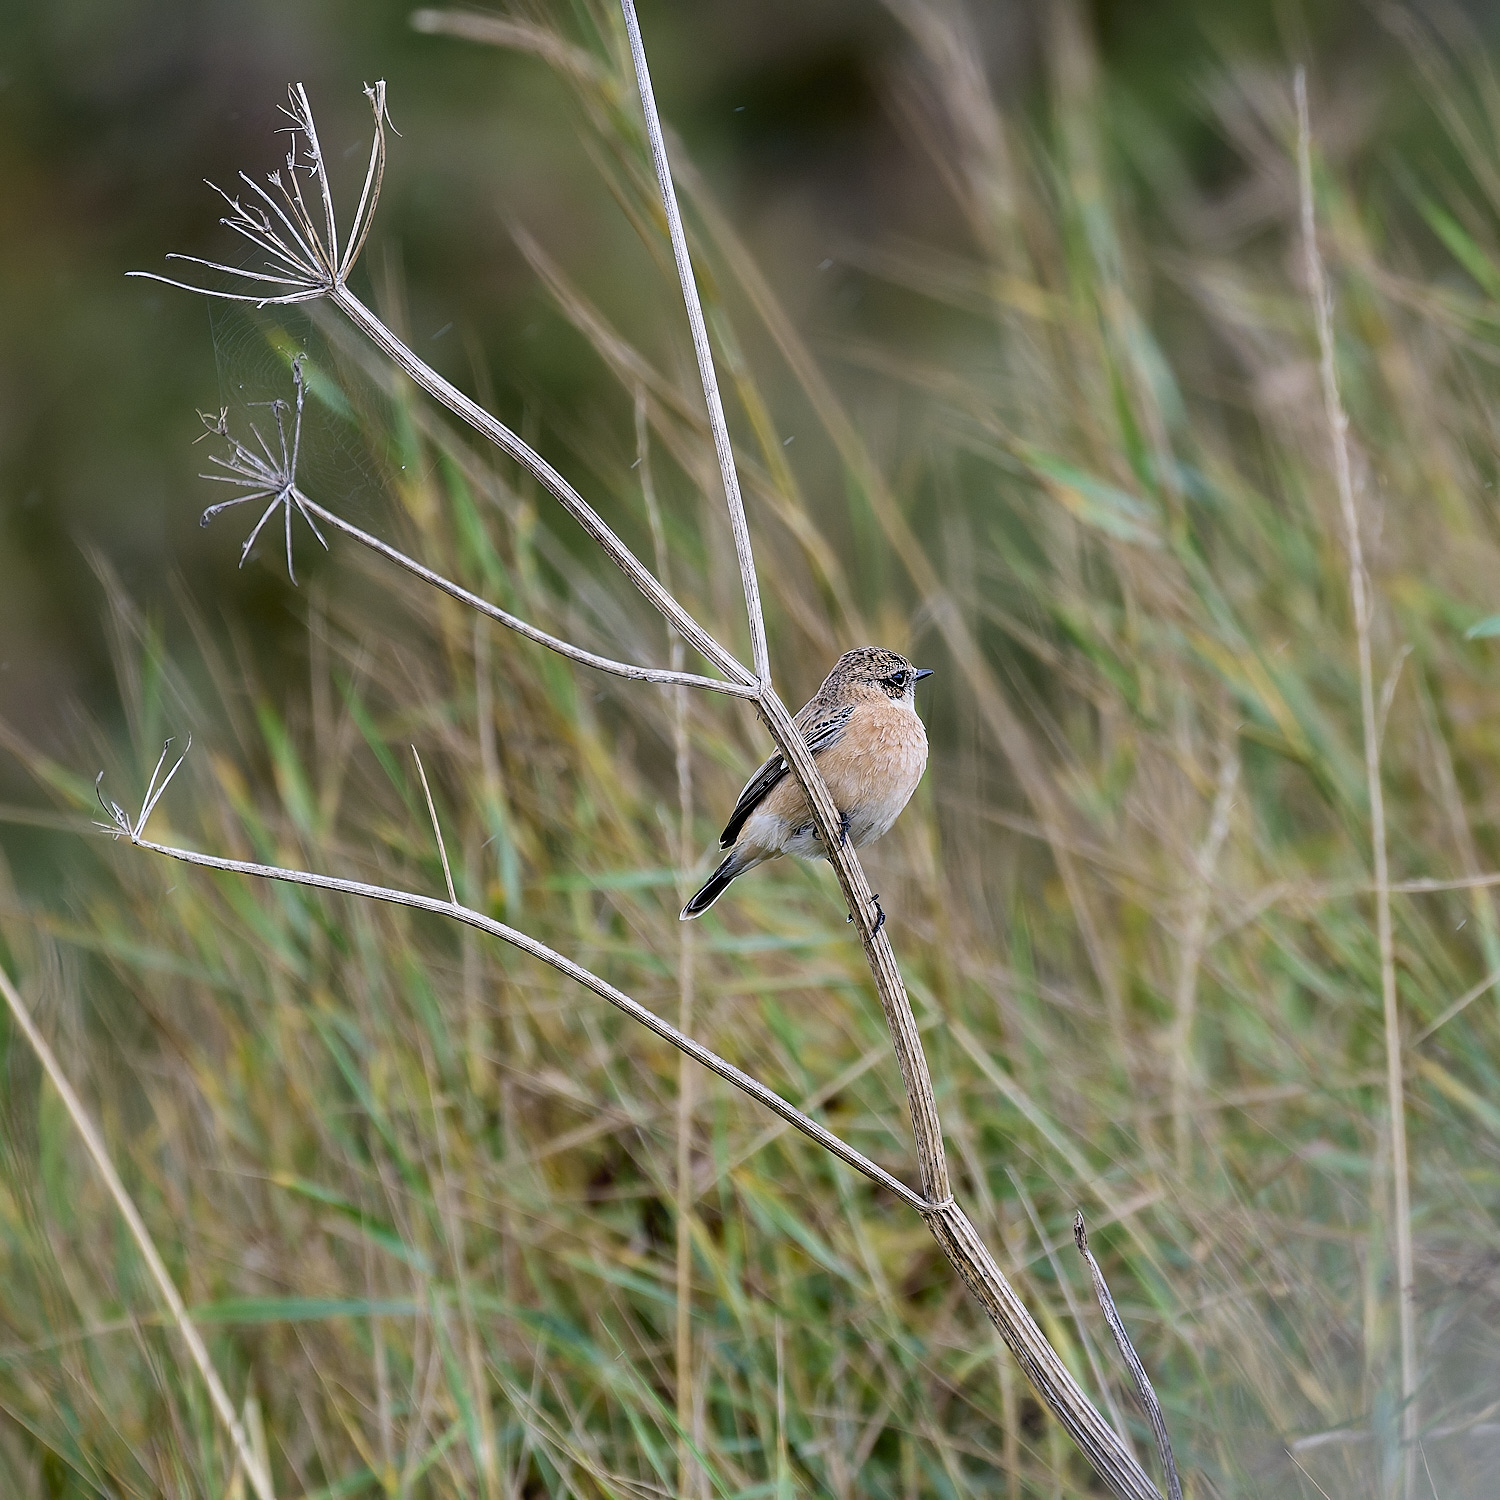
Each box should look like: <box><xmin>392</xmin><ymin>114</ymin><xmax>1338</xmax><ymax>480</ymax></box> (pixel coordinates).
<box><xmin>847</xmin><ymin>893</ymin><xmax>885</xmax><ymax>936</ymax></box>
<box><xmin>838</xmin><ymin>811</ymin><xmax>851</xmax><ymax>847</ymax></box>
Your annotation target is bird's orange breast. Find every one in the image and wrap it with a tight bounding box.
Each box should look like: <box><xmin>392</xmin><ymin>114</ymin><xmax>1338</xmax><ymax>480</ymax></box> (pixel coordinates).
<box><xmin>754</xmin><ymin>695</ymin><xmax>928</xmax><ymax>849</ymax></box>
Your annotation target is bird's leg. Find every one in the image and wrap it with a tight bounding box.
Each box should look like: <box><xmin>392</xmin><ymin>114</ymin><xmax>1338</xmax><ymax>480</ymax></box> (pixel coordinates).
<box><xmin>870</xmin><ymin>893</ymin><xmax>886</xmax><ymax>936</ymax></box>
<box><xmin>838</xmin><ymin>810</ymin><xmax>852</xmax><ymax>847</ymax></box>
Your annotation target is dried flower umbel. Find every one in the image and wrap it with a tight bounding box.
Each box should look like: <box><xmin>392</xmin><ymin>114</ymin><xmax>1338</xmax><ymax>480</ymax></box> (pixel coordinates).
<box><xmin>132</xmin><ymin>83</ymin><xmax>390</xmax><ymax>308</ymax></box>
<box><xmin>196</xmin><ymin>356</ymin><xmax>327</xmax><ymax>582</ymax></box>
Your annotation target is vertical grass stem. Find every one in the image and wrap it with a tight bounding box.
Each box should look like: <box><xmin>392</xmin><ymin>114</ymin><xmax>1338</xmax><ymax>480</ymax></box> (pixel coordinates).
<box><xmin>1295</xmin><ymin>67</ymin><xmax>1417</xmax><ymax>1491</ymax></box>
<box><xmin>640</xmin><ymin>393</ymin><xmax>702</xmax><ymax>1498</ymax></box>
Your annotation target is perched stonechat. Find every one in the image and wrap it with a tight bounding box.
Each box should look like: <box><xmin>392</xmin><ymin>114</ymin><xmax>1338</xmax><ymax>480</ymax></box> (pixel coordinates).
<box><xmin>680</xmin><ymin>647</ymin><xmax>932</xmax><ymax>920</ymax></box>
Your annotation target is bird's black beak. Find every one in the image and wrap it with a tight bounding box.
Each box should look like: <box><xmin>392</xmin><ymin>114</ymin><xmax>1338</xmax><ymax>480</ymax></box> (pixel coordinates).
<box><xmin>914</xmin><ymin>668</ymin><xmax>934</xmax><ymax>681</ymax></box>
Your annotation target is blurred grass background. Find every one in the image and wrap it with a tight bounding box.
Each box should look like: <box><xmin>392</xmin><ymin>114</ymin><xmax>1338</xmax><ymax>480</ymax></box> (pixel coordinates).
<box><xmin>7</xmin><ymin>0</ymin><xmax>1500</xmax><ymax>1495</ymax></box>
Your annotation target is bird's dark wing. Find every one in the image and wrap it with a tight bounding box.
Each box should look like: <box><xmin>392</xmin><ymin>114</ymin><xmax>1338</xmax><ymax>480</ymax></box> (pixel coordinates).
<box><xmin>718</xmin><ymin>703</ymin><xmax>854</xmax><ymax>848</ymax></box>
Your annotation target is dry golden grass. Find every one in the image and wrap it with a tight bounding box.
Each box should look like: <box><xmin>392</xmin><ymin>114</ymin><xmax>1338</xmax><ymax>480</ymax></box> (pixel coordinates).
<box><xmin>6</xmin><ymin>2</ymin><xmax>1500</xmax><ymax>1495</ymax></box>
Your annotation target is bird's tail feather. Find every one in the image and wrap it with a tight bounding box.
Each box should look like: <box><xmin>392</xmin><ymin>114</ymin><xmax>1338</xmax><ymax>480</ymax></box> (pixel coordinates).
<box><xmin>680</xmin><ymin>852</ymin><xmax>744</xmax><ymax>920</ymax></box>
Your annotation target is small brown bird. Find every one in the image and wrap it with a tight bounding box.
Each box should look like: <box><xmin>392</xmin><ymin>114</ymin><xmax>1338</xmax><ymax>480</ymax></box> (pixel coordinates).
<box><xmin>681</xmin><ymin>647</ymin><xmax>933</xmax><ymax>921</ymax></box>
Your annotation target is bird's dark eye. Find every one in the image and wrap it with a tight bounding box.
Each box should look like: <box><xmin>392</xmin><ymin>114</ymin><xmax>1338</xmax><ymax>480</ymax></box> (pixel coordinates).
<box><xmin>885</xmin><ymin>671</ymin><xmax>909</xmax><ymax>692</ymax></box>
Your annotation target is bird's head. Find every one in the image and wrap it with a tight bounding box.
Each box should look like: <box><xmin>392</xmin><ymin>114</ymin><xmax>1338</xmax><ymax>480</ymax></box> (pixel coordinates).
<box><xmin>826</xmin><ymin>646</ymin><xmax>934</xmax><ymax>704</ymax></box>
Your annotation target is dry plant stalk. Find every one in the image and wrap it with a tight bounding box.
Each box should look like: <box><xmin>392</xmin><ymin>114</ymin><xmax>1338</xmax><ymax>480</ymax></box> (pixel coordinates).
<box><xmin>638</xmin><ymin>391</ymin><xmax>704</xmax><ymax>1496</ymax></box>
<box><xmin>1075</xmin><ymin>1213</ymin><xmax>1182</xmax><ymax>1500</ymax></box>
<box><xmin>0</xmin><ymin>957</ymin><xmax>277</xmax><ymax>1500</ymax></box>
<box><xmin>1295</xmin><ymin>69</ymin><xmax>1417</xmax><ymax>1490</ymax></box>
<box><xmin>121</xmin><ymin>7</ymin><xmax>1172</xmax><ymax>1495</ymax></box>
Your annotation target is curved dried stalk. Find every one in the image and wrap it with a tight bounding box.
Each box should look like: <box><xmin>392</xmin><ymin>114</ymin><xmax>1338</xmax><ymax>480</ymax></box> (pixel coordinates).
<box><xmin>301</xmin><ymin>490</ymin><xmax>752</xmax><ymax>695</ymax></box>
<box><xmin>128</xmin><ymin>28</ymin><xmax>1169</xmax><ymax>1496</ymax></box>
<box><xmin>330</xmin><ymin>285</ymin><xmax>752</xmax><ymax>689</ymax></box>
<box><xmin>112</xmin><ymin>757</ymin><xmax>1156</xmax><ymax>1496</ymax></box>
<box><xmin>0</xmin><ymin>961</ymin><xmax>276</xmax><ymax>1500</ymax></box>
<box><xmin>95</xmin><ymin>764</ymin><xmax>925</xmax><ymax>1215</ymax></box>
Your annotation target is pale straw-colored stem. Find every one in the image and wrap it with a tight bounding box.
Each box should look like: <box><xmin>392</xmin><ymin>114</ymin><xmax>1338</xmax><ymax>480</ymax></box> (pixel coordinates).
<box><xmin>128</xmin><ymin>831</ymin><xmax>929</xmax><ymax>1214</ymax></box>
<box><xmin>295</xmin><ymin>493</ymin><xmax>755</xmax><ymax>699</ymax></box>
<box><xmin>925</xmin><ymin>1204</ymin><xmax>1159</xmax><ymax>1498</ymax></box>
<box><xmin>328</xmin><ymin>283</ymin><xmax>755</xmax><ymax>692</ymax></box>
<box><xmin>0</xmin><ymin>962</ymin><xmax>276</xmax><ymax>1500</ymax></box>
<box><xmin>622</xmin><ymin>4</ymin><xmax>1161</xmax><ymax>1491</ymax></box>
<box><xmin>638</xmin><ymin>392</ymin><xmax>702</xmax><ymax>1496</ymax></box>
<box><xmin>1076</xmin><ymin>1214</ymin><xmax>1183</xmax><ymax>1500</ymax></box>
<box><xmin>672</xmin><ymin>785</ymin><xmax>700</xmax><ymax>1499</ymax></box>
<box><xmin>1011</xmin><ymin>1168</ymin><xmax>1134</xmax><ymax>1449</ymax></box>
<box><xmin>1296</xmin><ymin>68</ymin><xmax>1417</xmax><ymax>1490</ymax></box>
<box><xmin>1168</xmin><ymin>749</ymin><xmax>1238</xmax><ymax>1177</ymax></box>
<box><xmin>619</xmin><ymin>0</ymin><xmax>770</xmax><ymax>687</ymax></box>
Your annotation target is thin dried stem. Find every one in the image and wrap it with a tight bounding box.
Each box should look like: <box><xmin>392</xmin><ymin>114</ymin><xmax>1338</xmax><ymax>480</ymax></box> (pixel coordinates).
<box><xmin>672</xmin><ymin>819</ymin><xmax>699</xmax><ymax>1500</ymax></box>
<box><xmin>330</xmin><ymin>283</ymin><xmax>754</xmax><ymax>689</ymax></box>
<box><xmin>925</xmin><ymin>1203</ymin><xmax>1158</xmax><ymax>1498</ymax></box>
<box><xmin>1011</xmin><ymin>1169</ymin><xmax>1134</xmax><ymax>1450</ymax></box>
<box><xmin>110</xmin><ymin>786</ymin><xmax>927</xmax><ymax>1215</ymax></box>
<box><xmin>411</xmin><ymin>11</ymin><xmax>609</xmax><ymax>86</ymax></box>
<box><xmin>198</xmin><ymin>380</ymin><xmax>751</xmax><ymax>697</ymax></box>
<box><xmin>297</xmin><ymin>493</ymin><xmax>751</xmax><ymax>696</ymax></box>
<box><xmin>623</xmin><ymin>6</ymin><xmax>1161</xmax><ymax>1493</ymax></box>
<box><xmin>411</xmin><ymin>746</ymin><xmax>457</xmax><ymax>906</ymax></box>
<box><xmin>619</xmin><ymin>0</ymin><xmax>770</xmax><ymax>686</ymax></box>
<box><xmin>639</xmin><ymin>394</ymin><xmax>702</xmax><ymax>1499</ymax></box>
<box><xmin>1075</xmin><ymin>1214</ymin><xmax>1183</xmax><ymax>1500</ymax></box>
<box><xmin>1296</xmin><ymin>69</ymin><xmax>1417</xmax><ymax>1487</ymax></box>
<box><xmin>1413</xmin><ymin>960</ymin><xmax>1500</xmax><ymax>1045</ymax></box>
<box><xmin>0</xmin><ymin>961</ymin><xmax>277</xmax><ymax>1500</ymax></box>
<box><xmin>1168</xmin><ymin>747</ymin><xmax>1238</xmax><ymax>1177</ymax></box>
<box><xmin>136</xmin><ymin>79</ymin><xmax>747</xmax><ymax>687</ymax></box>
